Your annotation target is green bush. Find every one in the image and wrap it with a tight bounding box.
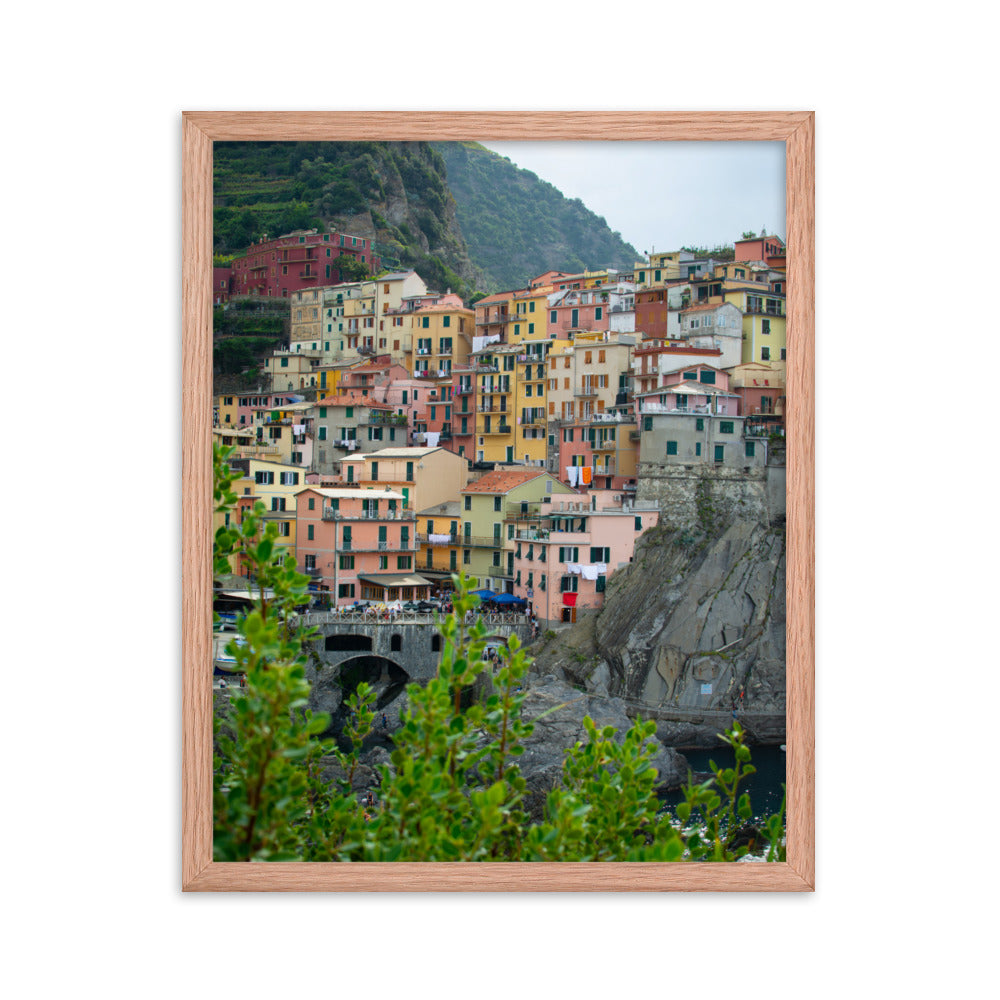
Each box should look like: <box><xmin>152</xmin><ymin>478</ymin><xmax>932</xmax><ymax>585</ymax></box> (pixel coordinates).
<box><xmin>212</xmin><ymin>444</ymin><xmax>785</xmax><ymax>862</ymax></box>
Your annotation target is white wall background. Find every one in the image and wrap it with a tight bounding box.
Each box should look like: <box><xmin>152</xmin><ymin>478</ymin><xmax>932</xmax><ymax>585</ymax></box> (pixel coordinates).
<box><xmin>4</xmin><ymin>2</ymin><xmax>996</xmax><ymax>997</ymax></box>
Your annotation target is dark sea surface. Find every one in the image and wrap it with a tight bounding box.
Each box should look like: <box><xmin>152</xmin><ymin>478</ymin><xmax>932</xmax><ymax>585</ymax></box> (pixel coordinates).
<box><xmin>659</xmin><ymin>744</ymin><xmax>787</xmax><ymax>821</ymax></box>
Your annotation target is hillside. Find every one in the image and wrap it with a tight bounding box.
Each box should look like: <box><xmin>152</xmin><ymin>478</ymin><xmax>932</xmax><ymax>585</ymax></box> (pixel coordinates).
<box><xmin>213</xmin><ymin>141</ymin><xmax>481</xmax><ymax>298</ymax></box>
<box><xmin>213</xmin><ymin>141</ymin><xmax>643</xmax><ymax>297</ymax></box>
<box><xmin>433</xmin><ymin>142</ymin><xmax>641</xmax><ymax>291</ymax></box>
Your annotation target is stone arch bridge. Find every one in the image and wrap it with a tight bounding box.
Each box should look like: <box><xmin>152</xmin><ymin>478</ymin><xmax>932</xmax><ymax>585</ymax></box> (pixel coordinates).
<box><xmin>301</xmin><ymin>611</ymin><xmax>533</xmax><ymax>682</ymax></box>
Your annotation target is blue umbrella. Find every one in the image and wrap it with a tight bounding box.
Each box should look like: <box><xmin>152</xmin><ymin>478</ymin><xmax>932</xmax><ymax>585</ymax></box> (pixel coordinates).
<box><xmin>493</xmin><ymin>592</ymin><xmax>526</xmax><ymax>605</ymax></box>
<box><xmin>471</xmin><ymin>589</ymin><xmax>496</xmax><ymax>600</ymax></box>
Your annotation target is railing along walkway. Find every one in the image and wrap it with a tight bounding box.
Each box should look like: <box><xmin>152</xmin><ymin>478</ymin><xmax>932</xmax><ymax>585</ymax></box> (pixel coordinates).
<box><xmin>302</xmin><ymin>609</ymin><xmax>531</xmax><ymax>628</ymax></box>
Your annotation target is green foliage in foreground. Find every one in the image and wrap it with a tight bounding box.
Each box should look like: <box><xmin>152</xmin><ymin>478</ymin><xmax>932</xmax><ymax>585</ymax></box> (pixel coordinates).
<box><xmin>212</xmin><ymin>443</ymin><xmax>786</xmax><ymax>862</ymax></box>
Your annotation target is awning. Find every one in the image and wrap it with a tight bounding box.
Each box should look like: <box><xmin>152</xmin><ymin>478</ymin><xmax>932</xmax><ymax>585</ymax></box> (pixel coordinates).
<box><xmin>357</xmin><ymin>573</ymin><xmax>433</xmax><ymax>588</ymax></box>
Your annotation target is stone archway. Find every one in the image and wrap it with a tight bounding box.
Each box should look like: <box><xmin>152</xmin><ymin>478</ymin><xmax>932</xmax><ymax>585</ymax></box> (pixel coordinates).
<box><xmin>337</xmin><ymin>654</ymin><xmax>410</xmax><ymax>710</ymax></box>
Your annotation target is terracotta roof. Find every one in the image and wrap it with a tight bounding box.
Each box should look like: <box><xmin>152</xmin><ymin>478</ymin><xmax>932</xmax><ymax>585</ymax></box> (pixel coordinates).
<box><xmin>462</xmin><ymin>468</ymin><xmax>547</xmax><ymax>495</ymax></box>
<box><xmin>475</xmin><ymin>291</ymin><xmax>516</xmax><ymax>306</ymax></box>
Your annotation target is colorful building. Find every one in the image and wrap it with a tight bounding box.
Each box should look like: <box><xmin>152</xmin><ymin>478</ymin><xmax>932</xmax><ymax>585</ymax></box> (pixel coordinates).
<box><xmin>294</xmin><ymin>487</ymin><xmax>425</xmax><ymax>605</ymax></box>
<box><xmin>408</xmin><ymin>295</ymin><xmax>474</xmax><ymax>379</ymax></box>
<box><xmin>227</xmin><ymin>229</ymin><xmax>376</xmax><ymax>299</ymax></box>
<box><xmin>416</xmin><ymin>500</ymin><xmax>463</xmax><ymax>590</ymax></box>
<box><xmin>341</xmin><ymin>446</ymin><xmax>470</xmax><ymax>513</ymax></box>
<box><xmin>459</xmin><ymin>467</ymin><xmax>574</xmax><ymax>593</ymax></box>
<box><xmin>508</xmin><ymin>492</ymin><xmax>659</xmax><ymax>625</ymax></box>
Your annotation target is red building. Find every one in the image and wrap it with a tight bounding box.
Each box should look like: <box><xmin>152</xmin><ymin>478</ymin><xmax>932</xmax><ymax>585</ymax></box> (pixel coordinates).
<box><xmin>227</xmin><ymin>229</ymin><xmax>379</xmax><ymax>299</ymax></box>
<box><xmin>733</xmin><ymin>234</ymin><xmax>786</xmax><ymax>268</ymax></box>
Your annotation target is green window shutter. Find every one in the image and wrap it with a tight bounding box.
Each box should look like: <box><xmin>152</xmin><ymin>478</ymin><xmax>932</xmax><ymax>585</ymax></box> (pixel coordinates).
<box><xmin>643</xmin><ymin>416</ymin><xmax>652</xmax><ymax>431</ymax></box>
<box><xmin>595</xmin><ymin>575</ymin><xmax>606</xmax><ymax>593</ymax></box>
<box><xmin>406</xmin><ymin>461</ymin><xmax>413</xmax><ymax>480</ymax></box>
<box><xmin>634</xmin><ymin>516</ymin><xmax>642</xmax><ymax>530</ymax></box>
<box><xmin>695</xmin><ymin>442</ymin><xmax>702</xmax><ymax>456</ymax></box>
<box><xmin>745</xmin><ymin>441</ymin><xmax>756</xmax><ymax>458</ymax></box>
<box><xmin>666</xmin><ymin>441</ymin><xmax>678</xmax><ymax>455</ymax></box>
<box><xmin>695</xmin><ymin>418</ymin><xmax>704</xmax><ymax>431</ymax></box>
<box><xmin>720</xmin><ymin>421</ymin><xmax>734</xmax><ymax>434</ymax></box>
<box><xmin>346</xmin><ymin>406</ymin><xmax>353</xmax><ymax>418</ymax></box>
<box><xmin>595</xmin><ymin>307</ymin><xmax>602</xmax><ymax>320</ymax></box>
<box><xmin>715</xmin><ymin>445</ymin><xmax>725</xmax><ymax>463</ymax></box>
<box><xmin>443</xmin><ymin>315</ymin><xmax>450</xmax><ymax>327</ymax></box>
<box><xmin>371</xmin><ymin>461</ymin><xmax>378</xmax><ymax>480</ymax></box>
<box><xmin>422</xmin><ymin>316</ymin><xmax>429</xmax><ymax>328</ymax></box>
<box><xmin>307</xmin><ymin>525</ymin><xmax>314</xmax><ymax>540</ymax></box>
<box><xmin>700</xmin><ymin>370</ymin><xmax>716</xmax><ymax>384</ymax></box>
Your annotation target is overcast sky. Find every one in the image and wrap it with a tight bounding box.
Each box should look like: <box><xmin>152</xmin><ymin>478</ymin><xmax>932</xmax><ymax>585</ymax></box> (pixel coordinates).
<box><xmin>481</xmin><ymin>141</ymin><xmax>785</xmax><ymax>257</ymax></box>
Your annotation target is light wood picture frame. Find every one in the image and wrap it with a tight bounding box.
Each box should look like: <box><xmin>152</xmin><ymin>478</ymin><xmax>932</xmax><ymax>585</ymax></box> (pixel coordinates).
<box><xmin>182</xmin><ymin>110</ymin><xmax>814</xmax><ymax>891</ymax></box>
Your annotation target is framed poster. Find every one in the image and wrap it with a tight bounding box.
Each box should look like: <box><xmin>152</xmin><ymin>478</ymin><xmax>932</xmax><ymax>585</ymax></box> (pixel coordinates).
<box><xmin>182</xmin><ymin>111</ymin><xmax>814</xmax><ymax>891</ymax></box>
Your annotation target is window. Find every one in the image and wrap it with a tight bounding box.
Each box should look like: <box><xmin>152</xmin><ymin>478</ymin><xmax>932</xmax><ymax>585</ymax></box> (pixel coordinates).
<box><xmin>696</xmin><ymin>418</ymin><xmax>704</xmax><ymax>431</ymax></box>
<box><xmin>379</xmin><ymin>556</ymin><xmax>388</xmax><ymax>570</ymax></box>
<box><xmin>307</xmin><ymin>525</ymin><xmax>314</xmax><ymax>540</ymax></box>
<box><xmin>699</xmin><ymin>370</ymin><xmax>716</xmax><ymax>385</ymax></box>
<box><xmin>338</xmin><ymin>584</ymin><xmax>355</xmax><ymax>598</ymax></box>
<box><xmin>695</xmin><ymin>443</ymin><xmax>702</xmax><ymax>456</ymax></box>
<box><xmin>595</xmin><ymin>575</ymin><xmax>606</xmax><ymax>593</ymax></box>
<box><xmin>745</xmin><ymin>441</ymin><xmax>756</xmax><ymax>458</ymax></box>
<box><xmin>464</xmin><ymin>495</ymin><xmax>471</xmax><ymax>510</ymax></box>
<box><xmin>595</xmin><ymin>307</ymin><xmax>602</xmax><ymax>321</ymax></box>
<box><xmin>761</xmin><ymin>347</ymin><xmax>771</xmax><ymax>361</ymax></box>
<box><xmin>397</xmin><ymin>555</ymin><xmax>412</xmax><ymax>570</ymax></box>
<box><xmin>666</xmin><ymin>441</ymin><xmax>678</xmax><ymax>455</ymax></box>
<box><xmin>339</xmin><ymin>555</ymin><xmax>354</xmax><ymax>570</ymax></box>
<box><xmin>714</xmin><ymin>445</ymin><xmax>725</xmax><ymax>463</ymax></box>
<box><xmin>494</xmin><ymin>496</ymin><xmax>502</xmax><ymax>512</ymax></box>
<box><xmin>762</xmin><ymin>319</ymin><xmax>770</xmax><ymax>335</ymax></box>
<box><xmin>719</xmin><ymin>421</ymin><xmax>734</xmax><ymax>434</ymax></box>
<box><xmin>550</xmin><ymin>311</ymin><xmax>557</xmax><ymax>323</ymax></box>
<box><xmin>560</xmin><ymin>576</ymin><xmax>578</xmax><ymax>593</ymax></box>
<box><xmin>589</xmin><ymin>547</ymin><xmax>610</xmax><ymax>562</ymax></box>
<box><xmin>634</xmin><ymin>516</ymin><xmax>642</xmax><ymax>531</ymax></box>
<box><xmin>643</xmin><ymin>416</ymin><xmax>652</xmax><ymax>431</ymax></box>
<box><xmin>318</xmin><ymin>426</ymin><xmax>327</xmax><ymax>440</ymax></box>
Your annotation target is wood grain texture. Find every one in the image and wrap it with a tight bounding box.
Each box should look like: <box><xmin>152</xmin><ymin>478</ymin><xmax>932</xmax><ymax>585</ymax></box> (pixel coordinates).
<box><xmin>181</xmin><ymin>110</ymin><xmax>815</xmax><ymax>892</ymax></box>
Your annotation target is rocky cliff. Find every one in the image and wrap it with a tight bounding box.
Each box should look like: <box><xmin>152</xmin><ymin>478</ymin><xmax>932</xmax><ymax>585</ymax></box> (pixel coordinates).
<box><xmin>528</xmin><ymin>520</ymin><xmax>786</xmax><ymax>746</ymax></box>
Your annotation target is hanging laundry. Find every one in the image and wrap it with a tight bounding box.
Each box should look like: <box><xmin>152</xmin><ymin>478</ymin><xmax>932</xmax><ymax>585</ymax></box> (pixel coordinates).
<box><xmin>580</xmin><ymin>466</ymin><xmax>592</xmax><ymax>485</ymax></box>
<box><xmin>567</xmin><ymin>563</ymin><xmax>582</xmax><ymax>575</ymax></box>
<box><xmin>424</xmin><ymin>431</ymin><xmax>440</xmax><ymax>447</ymax></box>
<box><xmin>581</xmin><ymin>565</ymin><xmax>600</xmax><ymax>581</ymax></box>
<box><xmin>594</xmin><ymin>563</ymin><xmax>608</xmax><ymax>574</ymax></box>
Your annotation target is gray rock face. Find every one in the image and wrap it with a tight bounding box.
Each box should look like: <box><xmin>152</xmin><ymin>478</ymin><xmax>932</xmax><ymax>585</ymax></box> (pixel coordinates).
<box><xmin>515</xmin><ymin>675</ymin><xmax>688</xmax><ymax>822</ymax></box>
<box><xmin>529</xmin><ymin>520</ymin><xmax>786</xmax><ymax>741</ymax></box>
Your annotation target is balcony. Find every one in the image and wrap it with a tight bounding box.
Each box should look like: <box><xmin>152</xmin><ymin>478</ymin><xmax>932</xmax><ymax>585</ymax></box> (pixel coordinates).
<box><xmin>574</xmin><ymin>386</ymin><xmax>598</xmax><ymax>397</ymax></box>
<box><xmin>477</xmin><ymin>403</ymin><xmax>508</xmax><ymax>414</ymax></box>
<box><xmin>322</xmin><ymin>508</ymin><xmax>415</xmax><ymax>521</ymax></box>
<box><xmin>416</xmin><ymin>533</ymin><xmax>460</xmax><ymax>546</ymax></box>
<box><xmin>455</xmin><ymin>385</ymin><xmax>474</xmax><ymax>395</ymax></box>
<box><xmin>460</xmin><ymin>535</ymin><xmax>505</xmax><ymax>549</ymax></box>
<box><xmin>481</xmin><ymin>424</ymin><xmax>512</xmax><ymax>435</ymax></box>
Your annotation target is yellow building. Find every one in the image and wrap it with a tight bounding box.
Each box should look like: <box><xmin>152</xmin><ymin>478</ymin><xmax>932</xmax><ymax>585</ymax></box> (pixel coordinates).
<box><xmin>215</xmin><ymin>393</ymin><xmax>240</xmax><ymax>427</ymax></box>
<box><xmin>408</xmin><ymin>295</ymin><xmax>474</xmax><ymax>379</ymax></box>
<box><xmin>507</xmin><ymin>288</ymin><xmax>549</xmax><ymax>343</ymax></box>
<box><xmin>416</xmin><ymin>500</ymin><xmax>463</xmax><ymax>589</ymax></box>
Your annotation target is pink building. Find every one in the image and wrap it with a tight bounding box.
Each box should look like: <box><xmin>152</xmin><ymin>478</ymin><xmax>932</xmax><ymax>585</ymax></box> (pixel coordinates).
<box><xmin>547</xmin><ymin>288</ymin><xmax>611</xmax><ymax>336</ymax></box>
<box><xmin>294</xmin><ymin>487</ymin><xmax>427</xmax><ymax>606</ymax></box>
<box><xmin>632</xmin><ymin>342</ymin><xmax>723</xmax><ymax>398</ymax></box>
<box><xmin>509</xmin><ymin>492</ymin><xmax>659</xmax><ymax>625</ymax></box>
<box><xmin>635</xmin><ymin>364</ymin><xmax>740</xmax><ymax>419</ymax></box>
